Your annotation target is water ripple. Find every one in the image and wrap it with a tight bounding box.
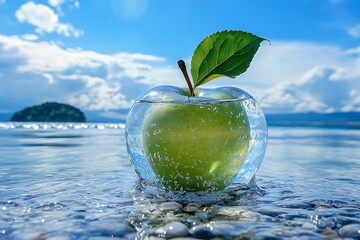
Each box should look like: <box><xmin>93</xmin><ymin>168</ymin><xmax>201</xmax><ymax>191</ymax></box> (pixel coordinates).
<box><xmin>0</xmin><ymin>125</ymin><xmax>359</xmax><ymax>239</ymax></box>
<box><xmin>0</xmin><ymin>122</ymin><xmax>125</xmax><ymax>130</ymax></box>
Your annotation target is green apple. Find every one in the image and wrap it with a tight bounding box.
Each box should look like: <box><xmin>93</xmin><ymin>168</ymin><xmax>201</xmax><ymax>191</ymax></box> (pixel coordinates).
<box><xmin>142</xmin><ymin>88</ymin><xmax>250</xmax><ymax>191</ymax></box>
<box><xmin>128</xmin><ymin>30</ymin><xmax>266</xmax><ymax>191</ymax></box>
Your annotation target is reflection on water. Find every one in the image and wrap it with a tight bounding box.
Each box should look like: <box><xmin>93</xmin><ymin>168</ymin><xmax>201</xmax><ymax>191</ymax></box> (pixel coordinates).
<box><xmin>0</xmin><ymin>123</ymin><xmax>360</xmax><ymax>239</ymax></box>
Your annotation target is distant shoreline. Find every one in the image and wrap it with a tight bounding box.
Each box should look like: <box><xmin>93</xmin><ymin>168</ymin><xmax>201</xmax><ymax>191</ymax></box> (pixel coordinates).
<box><xmin>1</xmin><ymin>111</ymin><xmax>360</xmax><ymax>130</ymax></box>
<box><xmin>266</xmin><ymin>122</ymin><xmax>360</xmax><ymax>130</ymax></box>
<box><xmin>265</xmin><ymin>111</ymin><xmax>360</xmax><ymax>130</ymax></box>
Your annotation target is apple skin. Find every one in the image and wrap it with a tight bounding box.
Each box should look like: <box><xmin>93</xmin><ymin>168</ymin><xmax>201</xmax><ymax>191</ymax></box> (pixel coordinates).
<box><xmin>141</xmin><ymin>87</ymin><xmax>250</xmax><ymax>191</ymax></box>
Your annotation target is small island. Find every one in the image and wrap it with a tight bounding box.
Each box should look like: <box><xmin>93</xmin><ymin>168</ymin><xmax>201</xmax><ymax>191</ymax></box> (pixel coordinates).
<box><xmin>10</xmin><ymin>102</ymin><xmax>86</xmax><ymax>122</ymax></box>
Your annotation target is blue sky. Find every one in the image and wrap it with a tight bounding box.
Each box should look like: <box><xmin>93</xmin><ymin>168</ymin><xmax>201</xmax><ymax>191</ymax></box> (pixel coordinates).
<box><xmin>1</xmin><ymin>0</ymin><xmax>360</xmax><ymax>118</ymax></box>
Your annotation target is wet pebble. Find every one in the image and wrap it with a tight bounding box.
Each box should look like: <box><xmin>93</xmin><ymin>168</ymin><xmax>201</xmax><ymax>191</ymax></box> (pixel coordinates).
<box><xmin>189</xmin><ymin>221</ymin><xmax>250</xmax><ymax>238</ymax></box>
<box><xmin>240</xmin><ymin>211</ymin><xmax>261</xmax><ymax>222</ymax></box>
<box><xmin>195</xmin><ymin>212</ymin><xmax>209</xmax><ymax>221</ymax></box>
<box><xmin>210</xmin><ymin>205</ymin><xmax>259</xmax><ymax>222</ymax></box>
<box><xmin>183</xmin><ymin>204</ymin><xmax>200</xmax><ymax>213</ymax></box>
<box><xmin>171</xmin><ymin>238</ymin><xmax>202</xmax><ymax>240</ymax></box>
<box><xmin>339</xmin><ymin>224</ymin><xmax>360</xmax><ymax>238</ymax></box>
<box><xmin>321</xmin><ymin>229</ymin><xmax>339</xmax><ymax>239</ymax></box>
<box><xmin>144</xmin><ymin>237</ymin><xmax>164</xmax><ymax>240</ymax></box>
<box><xmin>159</xmin><ymin>202</ymin><xmax>182</xmax><ymax>212</ymax></box>
<box><xmin>155</xmin><ymin>222</ymin><xmax>189</xmax><ymax>238</ymax></box>
<box><xmin>164</xmin><ymin>212</ymin><xmax>177</xmax><ymax>221</ymax></box>
<box><xmin>175</xmin><ymin>213</ymin><xmax>191</xmax><ymax>219</ymax></box>
<box><xmin>302</xmin><ymin>222</ymin><xmax>315</xmax><ymax>229</ymax></box>
<box><xmin>186</xmin><ymin>216</ymin><xmax>201</xmax><ymax>226</ymax></box>
<box><xmin>210</xmin><ymin>205</ymin><xmax>245</xmax><ymax>216</ymax></box>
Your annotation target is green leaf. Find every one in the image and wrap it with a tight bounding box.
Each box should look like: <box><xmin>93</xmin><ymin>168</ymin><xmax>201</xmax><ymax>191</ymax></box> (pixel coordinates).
<box><xmin>191</xmin><ymin>30</ymin><xmax>267</xmax><ymax>88</ymax></box>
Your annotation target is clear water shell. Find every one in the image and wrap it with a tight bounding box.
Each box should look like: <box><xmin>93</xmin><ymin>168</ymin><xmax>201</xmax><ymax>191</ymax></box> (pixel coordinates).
<box><xmin>125</xmin><ymin>86</ymin><xmax>267</xmax><ymax>191</ymax></box>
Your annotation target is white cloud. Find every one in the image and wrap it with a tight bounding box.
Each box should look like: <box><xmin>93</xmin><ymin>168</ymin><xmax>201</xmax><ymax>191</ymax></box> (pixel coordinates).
<box><xmin>345</xmin><ymin>46</ymin><xmax>360</xmax><ymax>55</ymax></box>
<box><xmin>348</xmin><ymin>24</ymin><xmax>360</xmax><ymax>38</ymax></box>
<box><xmin>48</xmin><ymin>0</ymin><xmax>66</xmax><ymax>15</ymax></box>
<box><xmin>0</xmin><ymin>33</ymin><xmax>360</xmax><ymax>114</ymax></box>
<box><xmin>256</xmin><ymin>66</ymin><xmax>349</xmax><ymax>113</ymax></box>
<box><xmin>48</xmin><ymin>0</ymin><xmax>65</xmax><ymax>7</ymax></box>
<box><xmin>16</xmin><ymin>2</ymin><xmax>59</xmax><ymax>32</ymax></box>
<box><xmin>342</xmin><ymin>90</ymin><xmax>360</xmax><ymax>112</ymax></box>
<box><xmin>15</xmin><ymin>1</ymin><xmax>82</xmax><ymax>38</ymax></box>
<box><xmin>56</xmin><ymin>74</ymin><xmax>131</xmax><ymax>110</ymax></box>
<box><xmin>0</xmin><ymin>34</ymin><xmax>181</xmax><ymax>111</ymax></box>
<box><xmin>21</xmin><ymin>34</ymin><xmax>39</xmax><ymax>41</ymax></box>
<box><xmin>73</xmin><ymin>1</ymin><xmax>80</xmax><ymax>8</ymax></box>
<box><xmin>206</xmin><ymin>41</ymin><xmax>360</xmax><ymax>113</ymax></box>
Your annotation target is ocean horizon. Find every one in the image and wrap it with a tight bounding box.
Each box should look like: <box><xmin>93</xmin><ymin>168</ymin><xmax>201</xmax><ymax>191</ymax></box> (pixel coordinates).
<box><xmin>2</xmin><ymin>109</ymin><xmax>360</xmax><ymax>130</ymax></box>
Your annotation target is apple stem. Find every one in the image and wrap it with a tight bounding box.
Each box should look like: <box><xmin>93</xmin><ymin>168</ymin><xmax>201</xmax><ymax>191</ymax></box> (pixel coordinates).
<box><xmin>178</xmin><ymin>60</ymin><xmax>195</xmax><ymax>97</ymax></box>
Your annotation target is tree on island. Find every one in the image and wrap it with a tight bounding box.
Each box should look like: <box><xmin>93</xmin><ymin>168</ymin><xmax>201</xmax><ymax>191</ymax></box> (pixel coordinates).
<box><xmin>10</xmin><ymin>102</ymin><xmax>86</xmax><ymax>122</ymax></box>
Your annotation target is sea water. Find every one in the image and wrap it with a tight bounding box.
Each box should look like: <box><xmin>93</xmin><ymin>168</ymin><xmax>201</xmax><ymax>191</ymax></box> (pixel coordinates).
<box><xmin>0</xmin><ymin>123</ymin><xmax>359</xmax><ymax>239</ymax></box>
